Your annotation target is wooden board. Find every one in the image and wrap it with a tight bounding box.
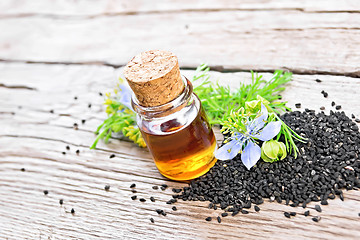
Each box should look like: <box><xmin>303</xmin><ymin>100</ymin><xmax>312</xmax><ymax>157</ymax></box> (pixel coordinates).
<box><xmin>1</xmin><ymin>62</ymin><xmax>359</xmax><ymax>239</ymax></box>
<box><xmin>0</xmin><ymin>2</ymin><xmax>360</xmax><ymax>76</ymax></box>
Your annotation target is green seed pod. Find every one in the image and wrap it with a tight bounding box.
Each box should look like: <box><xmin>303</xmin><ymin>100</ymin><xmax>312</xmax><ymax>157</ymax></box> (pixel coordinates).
<box><xmin>261</xmin><ymin>140</ymin><xmax>287</xmax><ymax>162</ymax></box>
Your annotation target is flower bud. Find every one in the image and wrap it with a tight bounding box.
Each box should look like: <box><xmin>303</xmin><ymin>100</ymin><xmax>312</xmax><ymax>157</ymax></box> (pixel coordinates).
<box><xmin>261</xmin><ymin>140</ymin><xmax>287</xmax><ymax>162</ymax></box>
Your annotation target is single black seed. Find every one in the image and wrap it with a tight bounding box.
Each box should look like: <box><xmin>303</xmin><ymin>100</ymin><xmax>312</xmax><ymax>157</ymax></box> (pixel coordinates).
<box><xmin>73</xmin><ymin>123</ymin><xmax>78</xmax><ymax>130</ymax></box>
<box><xmin>172</xmin><ymin>188</ymin><xmax>182</xmax><ymax>193</ymax></box>
<box><xmin>150</xmin><ymin>197</ymin><xmax>155</xmax><ymax>202</ymax></box>
<box><xmin>71</xmin><ymin>208</ymin><xmax>75</xmax><ymax>214</ymax></box>
<box><xmin>332</xmin><ymin>101</ymin><xmax>336</xmax><ymax>106</ymax></box>
<box><xmin>315</xmin><ymin>205</ymin><xmax>322</xmax><ymax>212</ymax></box>
<box><xmin>131</xmin><ymin>196</ymin><xmax>137</xmax><ymax>200</ymax></box>
<box><xmin>315</xmin><ymin>79</ymin><xmax>322</xmax><ymax>83</ymax></box>
<box><xmin>139</xmin><ymin>198</ymin><xmax>146</xmax><ymax>202</ymax></box>
<box><xmin>104</xmin><ymin>185</ymin><xmax>110</xmax><ymax>191</ymax></box>
<box><xmin>150</xmin><ymin>218</ymin><xmax>154</xmax><ymax>223</ymax></box>
<box><xmin>66</xmin><ymin>146</ymin><xmax>70</xmax><ymax>150</ymax></box>
<box><xmin>290</xmin><ymin>212</ymin><xmax>296</xmax><ymax>216</ymax></box>
<box><xmin>358</xmin><ymin>213</ymin><xmax>360</xmax><ymax>217</ymax></box>
<box><xmin>155</xmin><ymin>209</ymin><xmax>162</xmax><ymax>214</ymax></box>
<box><xmin>335</xmin><ymin>105</ymin><xmax>342</xmax><ymax>110</ymax></box>
<box><xmin>131</xmin><ymin>189</ymin><xmax>137</xmax><ymax>193</ymax></box>
<box><xmin>339</xmin><ymin>193</ymin><xmax>344</xmax><ymax>201</ymax></box>
<box><xmin>254</xmin><ymin>206</ymin><xmax>260</xmax><ymax>212</ymax></box>
<box><xmin>320</xmin><ymin>106</ymin><xmax>325</xmax><ymax>111</ymax></box>
<box><xmin>88</xmin><ymin>103</ymin><xmax>92</xmax><ymax>108</ymax></box>
<box><xmin>99</xmin><ymin>92</ymin><xmax>103</xmax><ymax>96</ymax></box>
<box><xmin>109</xmin><ymin>154</ymin><xmax>115</xmax><ymax>158</ymax></box>
<box><xmin>62</xmin><ymin>152</ymin><xmax>66</xmax><ymax>155</ymax></box>
<box><xmin>205</xmin><ymin>217</ymin><xmax>212</xmax><ymax>222</ymax></box>
<box><xmin>76</xmin><ymin>150</ymin><xmax>80</xmax><ymax>155</ymax></box>
<box><xmin>217</xmin><ymin>216</ymin><xmax>221</xmax><ymax>223</ymax></box>
<box><xmin>152</xmin><ymin>186</ymin><xmax>159</xmax><ymax>190</ymax></box>
<box><xmin>161</xmin><ymin>211</ymin><xmax>166</xmax><ymax>216</ymax></box>
<box><xmin>172</xmin><ymin>206</ymin><xmax>177</xmax><ymax>211</ymax></box>
<box><xmin>320</xmin><ymin>199</ymin><xmax>328</xmax><ymax>205</ymax></box>
<box><xmin>231</xmin><ymin>210</ymin><xmax>239</xmax><ymax>216</ymax></box>
<box><xmin>241</xmin><ymin>210</ymin><xmax>249</xmax><ymax>214</ymax></box>
<box><xmin>355</xmin><ymin>118</ymin><xmax>360</xmax><ymax>123</ymax></box>
<box><xmin>50</xmin><ymin>109</ymin><xmax>54</xmax><ymax>113</ymax></box>
<box><xmin>304</xmin><ymin>210</ymin><xmax>310</xmax><ymax>217</ymax></box>
<box><xmin>81</xmin><ymin>119</ymin><xmax>86</xmax><ymax>124</ymax></box>
<box><xmin>351</xmin><ymin>114</ymin><xmax>355</xmax><ymax>119</ymax></box>
<box><xmin>290</xmin><ymin>203</ymin><xmax>296</xmax><ymax>207</ymax></box>
<box><xmin>284</xmin><ymin>212</ymin><xmax>291</xmax><ymax>218</ymax></box>
<box><xmin>221</xmin><ymin>212</ymin><xmax>228</xmax><ymax>217</ymax></box>
<box><xmin>74</xmin><ymin>96</ymin><xmax>78</xmax><ymax>100</ymax></box>
<box><xmin>130</xmin><ymin>183</ymin><xmax>136</xmax><ymax>188</ymax></box>
<box><xmin>312</xmin><ymin>216</ymin><xmax>320</xmax><ymax>222</ymax></box>
<box><xmin>161</xmin><ymin>184</ymin><xmax>168</xmax><ymax>189</ymax></box>
<box><xmin>20</xmin><ymin>168</ymin><xmax>25</xmax><ymax>172</ymax></box>
<box><xmin>160</xmin><ymin>186</ymin><xmax>166</xmax><ymax>191</ymax></box>
<box><xmin>59</xmin><ymin>199</ymin><xmax>63</xmax><ymax>205</ymax></box>
<box><xmin>323</xmin><ymin>92</ymin><xmax>328</xmax><ymax>98</ymax></box>
<box><xmin>43</xmin><ymin>190</ymin><xmax>48</xmax><ymax>195</ymax></box>
<box><xmin>295</xmin><ymin>103</ymin><xmax>301</xmax><ymax>108</ymax></box>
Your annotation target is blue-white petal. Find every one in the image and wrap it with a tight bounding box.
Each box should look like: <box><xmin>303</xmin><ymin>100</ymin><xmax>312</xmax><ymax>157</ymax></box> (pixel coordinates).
<box><xmin>252</xmin><ymin>121</ymin><xmax>282</xmax><ymax>141</ymax></box>
<box><xmin>241</xmin><ymin>141</ymin><xmax>261</xmax><ymax>170</ymax></box>
<box><xmin>119</xmin><ymin>84</ymin><xmax>133</xmax><ymax>111</ymax></box>
<box><xmin>215</xmin><ymin>139</ymin><xmax>242</xmax><ymax>160</ymax></box>
<box><xmin>247</xmin><ymin>103</ymin><xmax>268</xmax><ymax>132</ymax></box>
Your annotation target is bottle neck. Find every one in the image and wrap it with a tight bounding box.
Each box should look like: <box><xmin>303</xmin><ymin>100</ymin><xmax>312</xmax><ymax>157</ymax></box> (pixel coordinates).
<box><xmin>132</xmin><ymin>76</ymin><xmax>193</xmax><ymax>119</ymax></box>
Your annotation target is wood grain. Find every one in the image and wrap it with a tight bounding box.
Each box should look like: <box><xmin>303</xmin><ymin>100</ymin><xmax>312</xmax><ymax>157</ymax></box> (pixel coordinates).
<box><xmin>0</xmin><ymin>62</ymin><xmax>359</xmax><ymax>239</ymax></box>
<box><xmin>0</xmin><ymin>5</ymin><xmax>360</xmax><ymax>76</ymax></box>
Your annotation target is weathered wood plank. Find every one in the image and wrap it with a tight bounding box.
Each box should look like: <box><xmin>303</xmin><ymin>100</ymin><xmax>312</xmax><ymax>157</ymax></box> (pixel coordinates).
<box><xmin>0</xmin><ymin>62</ymin><xmax>359</xmax><ymax>239</ymax></box>
<box><xmin>0</xmin><ymin>0</ymin><xmax>359</xmax><ymax>16</ymax></box>
<box><xmin>0</xmin><ymin>10</ymin><xmax>359</xmax><ymax>76</ymax></box>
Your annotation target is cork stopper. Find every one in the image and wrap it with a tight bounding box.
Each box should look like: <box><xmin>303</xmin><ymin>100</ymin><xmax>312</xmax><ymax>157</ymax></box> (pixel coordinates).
<box><xmin>123</xmin><ymin>50</ymin><xmax>185</xmax><ymax>107</ymax></box>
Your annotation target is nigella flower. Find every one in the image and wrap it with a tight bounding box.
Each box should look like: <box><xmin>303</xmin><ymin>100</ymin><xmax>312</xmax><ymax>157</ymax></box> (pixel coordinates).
<box><xmin>215</xmin><ymin>104</ymin><xmax>282</xmax><ymax>170</ymax></box>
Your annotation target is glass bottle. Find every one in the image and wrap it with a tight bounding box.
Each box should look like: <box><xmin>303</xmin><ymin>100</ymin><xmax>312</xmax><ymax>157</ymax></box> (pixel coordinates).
<box><xmin>132</xmin><ymin>76</ymin><xmax>217</xmax><ymax>180</ymax></box>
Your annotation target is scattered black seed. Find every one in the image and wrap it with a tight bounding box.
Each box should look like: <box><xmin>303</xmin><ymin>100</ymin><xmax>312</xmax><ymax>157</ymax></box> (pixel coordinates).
<box><xmin>358</xmin><ymin>213</ymin><xmax>360</xmax><ymax>217</ymax></box>
<box><xmin>355</xmin><ymin>118</ymin><xmax>360</xmax><ymax>123</ymax></box>
<box><xmin>71</xmin><ymin>208</ymin><xmax>75</xmax><ymax>214</ymax></box>
<box><xmin>99</xmin><ymin>92</ymin><xmax>103</xmax><ymax>96</ymax></box>
<box><xmin>109</xmin><ymin>154</ymin><xmax>115</xmax><ymax>158</ymax></box>
<box><xmin>221</xmin><ymin>212</ymin><xmax>228</xmax><ymax>217</ymax></box>
<box><xmin>130</xmin><ymin>183</ymin><xmax>136</xmax><ymax>188</ymax></box>
<box><xmin>231</xmin><ymin>210</ymin><xmax>239</xmax><ymax>216</ymax></box>
<box><xmin>139</xmin><ymin>198</ymin><xmax>146</xmax><ymax>202</ymax></box>
<box><xmin>171</xmin><ymin>110</ymin><xmax>360</xmax><ymax>220</ymax></box>
<box><xmin>131</xmin><ymin>189</ymin><xmax>137</xmax><ymax>193</ymax></box>
<box><xmin>295</xmin><ymin>103</ymin><xmax>301</xmax><ymax>108</ymax></box>
<box><xmin>290</xmin><ymin>203</ymin><xmax>296</xmax><ymax>207</ymax></box>
<box><xmin>62</xmin><ymin>152</ymin><xmax>66</xmax><ymax>155</ymax></box>
<box><xmin>320</xmin><ymin>106</ymin><xmax>325</xmax><ymax>111</ymax></box>
<box><xmin>315</xmin><ymin>79</ymin><xmax>322</xmax><ymax>83</ymax></box>
<box><xmin>20</xmin><ymin>168</ymin><xmax>25</xmax><ymax>172</ymax></box>
<box><xmin>88</xmin><ymin>103</ymin><xmax>92</xmax><ymax>108</ymax></box>
<box><xmin>66</xmin><ymin>145</ymin><xmax>70</xmax><ymax>150</ymax></box>
<box><xmin>351</xmin><ymin>114</ymin><xmax>355</xmax><ymax>119</ymax></box>
<box><xmin>172</xmin><ymin>206</ymin><xmax>177</xmax><ymax>211</ymax></box>
<box><xmin>284</xmin><ymin>212</ymin><xmax>291</xmax><ymax>218</ymax></box>
<box><xmin>43</xmin><ymin>190</ymin><xmax>48</xmax><ymax>195</ymax></box>
<box><xmin>332</xmin><ymin>101</ymin><xmax>336</xmax><ymax>107</ymax></box>
<box><xmin>290</xmin><ymin>212</ymin><xmax>296</xmax><ymax>216</ymax></box>
<box><xmin>104</xmin><ymin>185</ymin><xmax>110</xmax><ymax>191</ymax></box>
<box><xmin>172</xmin><ymin>188</ymin><xmax>182</xmax><ymax>193</ymax></box>
<box><xmin>150</xmin><ymin>218</ymin><xmax>154</xmax><ymax>223</ymax></box>
<box><xmin>74</xmin><ymin>96</ymin><xmax>78</xmax><ymax>100</ymax></box>
<box><xmin>156</xmin><ymin>209</ymin><xmax>162</xmax><ymax>214</ymax></box>
<box><xmin>160</xmin><ymin>186</ymin><xmax>166</xmax><ymax>191</ymax></box>
<box><xmin>321</xmin><ymin>90</ymin><xmax>328</xmax><ymax>98</ymax></box>
<box><xmin>150</xmin><ymin>197</ymin><xmax>155</xmax><ymax>202</ymax></box>
<box><xmin>312</xmin><ymin>216</ymin><xmax>321</xmax><ymax>222</ymax></box>
<box><xmin>73</xmin><ymin>123</ymin><xmax>78</xmax><ymax>130</ymax></box>
<box><xmin>254</xmin><ymin>206</ymin><xmax>260</xmax><ymax>212</ymax></box>
<box><xmin>335</xmin><ymin>105</ymin><xmax>342</xmax><ymax>110</ymax></box>
<box><xmin>49</xmin><ymin>109</ymin><xmax>54</xmax><ymax>113</ymax></box>
<box><xmin>152</xmin><ymin>186</ymin><xmax>159</xmax><ymax>190</ymax></box>
<box><xmin>304</xmin><ymin>210</ymin><xmax>310</xmax><ymax>216</ymax></box>
<box><xmin>81</xmin><ymin>119</ymin><xmax>86</xmax><ymax>124</ymax></box>
<box><xmin>131</xmin><ymin>195</ymin><xmax>137</xmax><ymax>200</ymax></box>
<box><xmin>205</xmin><ymin>217</ymin><xmax>212</xmax><ymax>221</ymax></box>
<box><xmin>320</xmin><ymin>199</ymin><xmax>328</xmax><ymax>205</ymax></box>
<box><xmin>76</xmin><ymin>149</ymin><xmax>80</xmax><ymax>155</ymax></box>
<box><xmin>161</xmin><ymin>184</ymin><xmax>168</xmax><ymax>189</ymax></box>
<box><xmin>315</xmin><ymin>205</ymin><xmax>322</xmax><ymax>212</ymax></box>
<box><xmin>59</xmin><ymin>199</ymin><xmax>63</xmax><ymax>205</ymax></box>
<box><xmin>339</xmin><ymin>192</ymin><xmax>344</xmax><ymax>201</ymax></box>
<box><xmin>217</xmin><ymin>216</ymin><xmax>221</xmax><ymax>223</ymax></box>
<box><xmin>241</xmin><ymin>210</ymin><xmax>249</xmax><ymax>214</ymax></box>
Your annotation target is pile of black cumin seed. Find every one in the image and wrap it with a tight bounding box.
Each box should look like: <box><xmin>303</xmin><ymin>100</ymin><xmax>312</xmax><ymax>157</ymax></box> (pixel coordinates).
<box><xmin>172</xmin><ymin>110</ymin><xmax>360</xmax><ymax>218</ymax></box>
